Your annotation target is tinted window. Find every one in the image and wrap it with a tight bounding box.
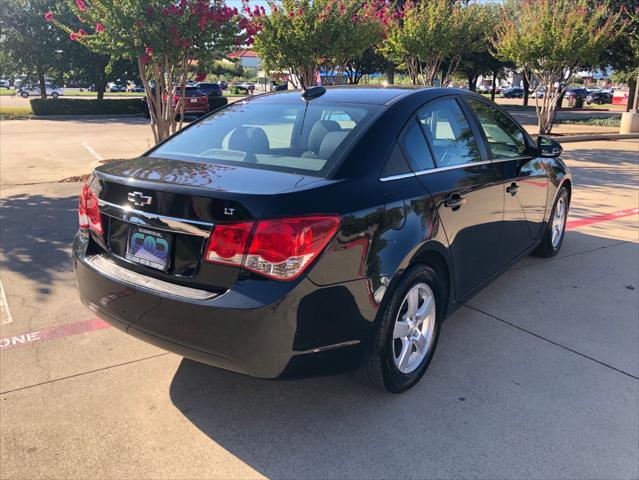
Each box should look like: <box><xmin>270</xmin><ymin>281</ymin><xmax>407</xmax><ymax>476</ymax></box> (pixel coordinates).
<box><xmin>466</xmin><ymin>98</ymin><xmax>527</xmax><ymax>159</ymax></box>
<box><xmin>399</xmin><ymin>118</ymin><xmax>435</xmax><ymax>172</ymax></box>
<box><xmin>381</xmin><ymin>144</ymin><xmax>411</xmax><ymax>178</ymax></box>
<box><xmin>417</xmin><ymin>98</ymin><xmax>482</xmax><ymax>167</ymax></box>
<box><xmin>151</xmin><ymin>101</ymin><xmax>380</xmax><ymax>177</ymax></box>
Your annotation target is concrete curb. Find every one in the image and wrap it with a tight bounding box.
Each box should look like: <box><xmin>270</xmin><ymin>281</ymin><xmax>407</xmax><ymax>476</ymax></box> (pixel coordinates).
<box><xmin>30</xmin><ymin>113</ymin><xmax>146</xmax><ymax>120</ymax></box>
<box><xmin>553</xmin><ymin>133</ymin><xmax>639</xmax><ymax>143</ymax></box>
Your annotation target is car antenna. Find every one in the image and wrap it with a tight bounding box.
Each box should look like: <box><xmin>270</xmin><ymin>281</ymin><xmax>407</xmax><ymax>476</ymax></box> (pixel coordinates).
<box><xmin>301</xmin><ymin>85</ymin><xmax>326</xmax><ymax>101</ymax></box>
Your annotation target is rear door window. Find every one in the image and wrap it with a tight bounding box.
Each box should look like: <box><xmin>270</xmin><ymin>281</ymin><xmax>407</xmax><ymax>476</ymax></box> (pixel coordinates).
<box><xmin>399</xmin><ymin>118</ymin><xmax>435</xmax><ymax>172</ymax></box>
<box><xmin>417</xmin><ymin>98</ymin><xmax>482</xmax><ymax>167</ymax></box>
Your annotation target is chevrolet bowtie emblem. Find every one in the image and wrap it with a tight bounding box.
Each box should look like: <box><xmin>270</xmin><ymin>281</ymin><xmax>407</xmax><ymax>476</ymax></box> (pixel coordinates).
<box><xmin>128</xmin><ymin>191</ymin><xmax>152</xmax><ymax>207</ymax></box>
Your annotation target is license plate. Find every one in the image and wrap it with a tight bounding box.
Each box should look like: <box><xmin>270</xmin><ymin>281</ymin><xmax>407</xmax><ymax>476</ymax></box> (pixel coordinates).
<box><xmin>125</xmin><ymin>227</ymin><xmax>172</xmax><ymax>271</ymax></box>
<box><xmin>190</xmin><ymin>98</ymin><xmax>198</xmax><ymax>103</ymax></box>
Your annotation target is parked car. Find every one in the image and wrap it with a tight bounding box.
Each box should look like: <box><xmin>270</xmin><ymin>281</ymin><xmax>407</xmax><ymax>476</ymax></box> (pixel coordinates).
<box><xmin>500</xmin><ymin>87</ymin><xmax>524</xmax><ymax>98</ymax></box>
<box><xmin>109</xmin><ymin>84</ymin><xmax>127</xmax><ymax>92</ymax></box>
<box><xmin>127</xmin><ymin>84</ymin><xmax>144</xmax><ymax>93</ymax></box>
<box><xmin>74</xmin><ymin>86</ymin><xmax>571</xmax><ymax>393</ymax></box>
<box><xmin>585</xmin><ymin>91</ymin><xmax>612</xmax><ymax>105</ymax></box>
<box><xmin>232</xmin><ymin>82</ymin><xmax>256</xmax><ymax>94</ymax></box>
<box><xmin>531</xmin><ymin>87</ymin><xmax>546</xmax><ymax>99</ymax></box>
<box><xmin>272</xmin><ymin>81</ymin><xmax>289</xmax><ymax>91</ymax></box>
<box><xmin>564</xmin><ymin>87</ymin><xmax>588</xmax><ymax>101</ymax></box>
<box><xmin>196</xmin><ymin>82</ymin><xmax>223</xmax><ymax>97</ymax></box>
<box><xmin>17</xmin><ymin>83</ymin><xmax>64</xmax><ymax>98</ymax></box>
<box><xmin>219</xmin><ymin>80</ymin><xmax>228</xmax><ymax>90</ymax></box>
<box><xmin>172</xmin><ymin>86</ymin><xmax>209</xmax><ymax>117</ymax></box>
<box><xmin>0</xmin><ymin>78</ymin><xmax>11</xmax><ymax>88</ymax></box>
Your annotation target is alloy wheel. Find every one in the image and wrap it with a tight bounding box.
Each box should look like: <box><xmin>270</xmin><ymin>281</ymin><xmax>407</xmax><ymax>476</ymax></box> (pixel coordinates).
<box><xmin>551</xmin><ymin>196</ymin><xmax>566</xmax><ymax>248</ymax></box>
<box><xmin>392</xmin><ymin>282</ymin><xmax>436</xmax><ymax>374</ymax></box>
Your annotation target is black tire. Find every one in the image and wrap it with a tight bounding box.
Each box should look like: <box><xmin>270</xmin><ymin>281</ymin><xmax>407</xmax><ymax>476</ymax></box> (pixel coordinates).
<box><xmin>20</xmin><ymin>91</ymin><xmax>28</xmax><ymax>98</ymax></box>
<box><xmin>51</xmin><ymin>92</ymin><xmax>59</xmax><ymax>98</ymax></box>
<box><xmin>360</xmin><ymin>264</ymin><xmax>444</xmax><ymax>393</ymax></box>
<box><xmin>533</xmin><ymin>186</ymin><xmax>570</xmax><ymax>258</ymax></box>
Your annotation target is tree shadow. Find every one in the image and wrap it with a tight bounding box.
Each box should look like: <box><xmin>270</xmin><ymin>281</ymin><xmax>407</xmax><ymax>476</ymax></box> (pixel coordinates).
<box><xmin>0</xmin><ymin>193</ymin><xmax>77</xmax><ymax>296</ymax></box>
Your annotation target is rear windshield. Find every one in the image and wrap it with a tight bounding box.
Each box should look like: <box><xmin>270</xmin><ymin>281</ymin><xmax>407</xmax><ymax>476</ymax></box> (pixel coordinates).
<box><xmin>150</xmin><ymin>100</ymin><xmax>380</xmax><ymax>177</ymax></box>
<box><xmin>177</xmin><ymin>87</ymin><xmax>203</xmax><ymax>96</ymax></box>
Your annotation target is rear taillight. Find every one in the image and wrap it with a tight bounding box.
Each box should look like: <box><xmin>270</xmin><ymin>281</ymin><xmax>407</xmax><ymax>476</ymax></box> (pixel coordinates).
<box><xmin>78</xmin><ymin>183</ymin><xmax>103</xmax><ymax>234</ymax></box>
<box><xmin>203</xmin><ymin>215</ymin><xmax>340</xmax><ymax>281</ymax></box>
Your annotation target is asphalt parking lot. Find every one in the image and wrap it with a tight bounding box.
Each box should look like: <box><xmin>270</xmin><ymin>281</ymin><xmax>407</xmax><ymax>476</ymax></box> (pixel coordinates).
<box><xmin>0</xmin><ymin>115</ymin><xmax>637</xmax><ymax>479</ymax></box>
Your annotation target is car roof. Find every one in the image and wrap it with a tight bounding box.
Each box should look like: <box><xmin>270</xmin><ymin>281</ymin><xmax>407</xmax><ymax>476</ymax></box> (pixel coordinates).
<box><xmin>249</xmin><ymin>85</ymin><xmax>470</xmax><ymax>106</ymax></box>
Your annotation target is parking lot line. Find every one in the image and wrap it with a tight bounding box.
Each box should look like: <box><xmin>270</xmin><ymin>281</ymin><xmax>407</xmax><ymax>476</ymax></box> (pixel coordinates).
<box><xmin>82</xmin><ymin>141</ymin><xmax>104</xmax><ymax>161</ymax></box>
<box><xmin>0</xmin><ymin>281</ymin><xmax>13</xmax><ymax>324</ymax></box>
<box><xmin>0</xmin><ymin>318</ymin><xmax>111</xmax><ymax>351</ymax></box>
<box><xmin>566</xmin><ymin>207</ymin><xmax>639</xmax><ymax>230</ymax></box>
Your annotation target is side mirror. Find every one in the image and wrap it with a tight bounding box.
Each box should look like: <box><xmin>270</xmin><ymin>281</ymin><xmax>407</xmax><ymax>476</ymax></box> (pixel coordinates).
<box><xmin>537</xmin><ymin>135</ymin><xmax>562</xmax><ymax>158</ymax></box>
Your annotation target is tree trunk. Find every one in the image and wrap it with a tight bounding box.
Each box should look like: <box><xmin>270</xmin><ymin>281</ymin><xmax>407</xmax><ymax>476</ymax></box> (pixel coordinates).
<box><xmin>627</xmin><ymin>76</ymin><xmax>638</xmax><ymax>113</ymax></box>
<box><xmin>385</xmin><ymin>65</ymin><xmax>395</xmax><ymax>85</ymax></box>
<box><xmin>96</xmin><ymin>81</ymin><xmax>106</xmax><ymax>100</ymax></box>
<box><xmin>522</xmin><ymin>71</ymin><xmax>530</xmax><ymax>107</ymax></box>
<box><xmin>490</xmin><ymin>70</ymin><xmax>497</xmax><ymax>102</ymax></box>
<box><xmin>37</xmin><ymin>66</ymin><xmax>47</xmax><ymax>99</ymax></box>
<box><xmin>467</xmin><ymin>72</ymin><xmax>477</xmax><ymax>92</ymax></box>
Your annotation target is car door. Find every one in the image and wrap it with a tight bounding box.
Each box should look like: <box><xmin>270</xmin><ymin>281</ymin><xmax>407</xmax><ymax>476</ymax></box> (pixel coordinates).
<box><xmin>463</xmin><ymin>96</ymin><xmax>549</xmax><ymax>263</ymax></box>
<box><xmin>414</xmin><ymin>96</ymin><xmax>504</xmax><ymax>297</ymax></box>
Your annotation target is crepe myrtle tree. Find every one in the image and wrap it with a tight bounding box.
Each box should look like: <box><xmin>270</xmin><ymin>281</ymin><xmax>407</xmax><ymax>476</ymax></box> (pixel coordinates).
<box><xmin>381</xmin><ymin>0</ymin><xmax>489</xmax><ymax>87</ymax></box>
<box><xmin>493</xmin><ymin>0</ymin><xmax>625</xmax><ymax>135</ymax></box>
<box><xmin>253</xmin><ymin>0</ymin><xmax>389</xmax><ymax>89</ymax></box>
<box><xmin>46</xmin><ymin>0</ymin><xmax>255</xmax><ymax>143</ymax></box>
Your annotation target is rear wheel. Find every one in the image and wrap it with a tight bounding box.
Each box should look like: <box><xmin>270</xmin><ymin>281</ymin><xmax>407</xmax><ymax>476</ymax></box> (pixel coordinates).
<box><xmin>361</xmin><ymin>264</ymin><xmax>443</xmax><ymax>393</ymax></box>
<box><xmin>51</xmin><ymin>92</ymin><xmax>59</xmax><ymax>98</ymax></box>
<box><xmin>20</xmin><ymin>91</ymin><xmax>28</xmax><ymax>98</ymax></box>
<box><xmin>533</xmin><ymin>186</ymin><xmax>569</xmax><ymax>257</ymax></box>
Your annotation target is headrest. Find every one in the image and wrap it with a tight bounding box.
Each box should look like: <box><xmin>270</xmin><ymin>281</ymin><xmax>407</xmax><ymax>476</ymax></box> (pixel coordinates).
<box><xmin>308</xmin><ymin>120</ymin><xmax>341</xmax><ymax>153</ymax></box>
<box><xmin>228</xmin><ymin>126</ymin><xmax>270</xmax><ymax>154</ymax></box>
<box><xmin>318</xmin><ymin>131</ymin><xmax>350</xmax><ymax>159</ymax></box>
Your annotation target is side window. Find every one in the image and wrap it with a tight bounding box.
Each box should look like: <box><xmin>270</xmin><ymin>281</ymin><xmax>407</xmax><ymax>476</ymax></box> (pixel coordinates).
<box><xmin>466</xmin><ymin>98</ymin><xmax>526</xmax><ymax>159</ymax></box>
<box><xmin>381</xmin><ymin>144</ymin><xmax>411</xmax><ymax>178</ymax></box>
<box><xmin>417</xmin><ymin>98</ymin><xmax>482</xmax><ymax>167</ymax></box>
<box><xmin>399</xmin><ymin>118</ymin><xmax>435</xmax><ymax>172</ymax></box>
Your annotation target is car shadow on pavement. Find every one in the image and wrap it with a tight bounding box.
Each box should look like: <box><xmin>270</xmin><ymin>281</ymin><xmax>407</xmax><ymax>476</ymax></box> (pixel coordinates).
<box><xmin>168</xmin><ymin>227</ymin><xmax>638</xmax><ymax>479</ymax></box>
<box><xmin>0</xmin><ymin>193</ymin><xmax>77</xmax><ymax>296</ymax></box>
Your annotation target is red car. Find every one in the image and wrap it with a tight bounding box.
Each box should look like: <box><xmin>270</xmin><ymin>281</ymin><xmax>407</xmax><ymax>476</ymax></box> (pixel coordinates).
<box><xmin>173</xmin><ymin>86</ymin><xmax>209</xmax><ymax>117</ymax></box>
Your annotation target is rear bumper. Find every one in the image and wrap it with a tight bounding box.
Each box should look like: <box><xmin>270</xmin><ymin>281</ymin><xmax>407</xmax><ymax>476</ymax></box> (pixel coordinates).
<box><xmin>73</xmin><ymin>234</ymin><xmax>378</xmax><ymax>378</ymax></box>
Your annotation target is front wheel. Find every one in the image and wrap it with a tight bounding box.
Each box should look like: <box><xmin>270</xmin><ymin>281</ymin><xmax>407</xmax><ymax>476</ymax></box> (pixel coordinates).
<box><xmin>361</xmin><ymin>264</ymin><xmax>443</xmax><ymax>393</ymax></box>
<box><xmin>51</xmin><ymin>92</ymin><xmax>59</xmax><ymax>98</ymax></box>
<box><xmin>20</xmin><ymin>91</ymin><xmax>28</xmax><ymax>98</ymax></box>
<box><xmin>533</xmin><ymin>186</ymin><xmax>569</xmax><ymax>258</ymax></box>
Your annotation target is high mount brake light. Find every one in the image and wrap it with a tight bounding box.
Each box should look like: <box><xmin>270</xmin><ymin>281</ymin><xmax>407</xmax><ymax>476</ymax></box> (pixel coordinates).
<box><xmin>78</xmin><ymin>183</ymin><xmax>103</xmax><ymax>234</ymax></box>
<box><xmin>203</xmin><ymin>216</ymin><xmax>340</xmax><ymax>281</ymax></box>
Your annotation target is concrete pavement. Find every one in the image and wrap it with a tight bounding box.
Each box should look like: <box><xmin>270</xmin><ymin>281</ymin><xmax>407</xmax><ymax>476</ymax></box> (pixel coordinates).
<box><xmin>0</xmin><ymin>119</ymin><xmax>637</xmax><ymax>478</ymax></box>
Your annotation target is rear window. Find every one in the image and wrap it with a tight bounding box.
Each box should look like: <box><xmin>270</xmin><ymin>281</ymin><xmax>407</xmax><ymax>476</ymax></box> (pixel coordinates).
<box><xmin>151</xmin><ymin>100</ymin><xmax>380</xmax><ymax>177</ymax></box>
<box><xmin>177</xmin><ymin>87</ymin><xmax>204</xmax><ymax>96</ymax></box>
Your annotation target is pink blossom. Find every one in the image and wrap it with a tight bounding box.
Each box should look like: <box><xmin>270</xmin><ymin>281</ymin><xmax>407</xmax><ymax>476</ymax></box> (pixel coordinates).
<box><xmin>141</xmin><ymin>54</ymin><xmax>152</xmax><ymax>65</ymax></box>
<box><xmin>75</xmin><ymin>0</ymin><xmax>87</xmax><ymax>12</ymax></box>
<box><xmin>44</xmin><ymin>11</ymin><xmax>54</xmax><ymax>21</ymax></box>
<box><xmin>69</xmin><ymin>32</ymin><xmax>79</xmax><ymax>41</ymax></box>
<box><xmin>145</xmin><ymin>47</ymin><xmax>154</xmax><ymax>55</ymax></box>
<box><xmin>78</xmin><ymin>28</ymin><xmax>88</xmax><ymax>36</ymax></box>
<box><xmin>195</xmin><ymin>72</ymin><xmax>208</xmax><ymax>82</ymax></box>
<box><xmin>95</xmin><ymin>23</ymin><xmax>104</xmax><ymax>32</ymax></box>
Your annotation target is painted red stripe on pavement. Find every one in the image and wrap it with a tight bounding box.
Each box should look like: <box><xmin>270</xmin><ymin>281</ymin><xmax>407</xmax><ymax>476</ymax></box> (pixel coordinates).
<box><xmin>566</xmin><ymin>207</ymin><xmax>639</xmax><ymax>230</ymax></box>
<box><xmin>0</xmin><ymin>318</ymin><xmax>111</xmax><ymax>351</ymax></box>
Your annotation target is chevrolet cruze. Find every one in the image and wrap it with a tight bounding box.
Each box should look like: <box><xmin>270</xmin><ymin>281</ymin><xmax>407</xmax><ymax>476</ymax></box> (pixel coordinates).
<box><xmin>74</xmin><ymin>86</ymin><xmax>571</xmax><ymax>393</ymax></box>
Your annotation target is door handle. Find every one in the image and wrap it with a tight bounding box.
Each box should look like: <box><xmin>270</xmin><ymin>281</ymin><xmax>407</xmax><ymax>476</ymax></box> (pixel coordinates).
<box><xmin>444</xmin><ymin>194</ymin><xmax>466</xmax><ymax>210</ymax></box>
<box><xmin>506</xmin><ymin>182</ymin><xmax>519</xmax><ymax>196</ymax></box>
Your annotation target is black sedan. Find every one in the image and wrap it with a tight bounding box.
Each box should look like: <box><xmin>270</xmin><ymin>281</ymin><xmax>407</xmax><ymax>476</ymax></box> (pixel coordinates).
<box><xmin>501</xmin><ymin>87</ymin><xmax>524</xmax><ymax>98</ymax></box>
<box><xmin>586</xmin><ymin>91</ymin><xmax>612</xmax><ymax>105</ymax></box>
<box><xmin>74</xmin><ymin>86</ymin><xmax>571</xmax><ymax>393</ymax></box>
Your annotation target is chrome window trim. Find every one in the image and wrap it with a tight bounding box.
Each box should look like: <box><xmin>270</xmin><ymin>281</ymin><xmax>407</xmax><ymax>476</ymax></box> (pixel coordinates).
<box><xmin>85</xmin><ymin>254</ymin><xmax>219</xmax><ymax>301</ymax></box>
<box><xmin>99</xmin><ymin>199</ymin><xmax>213</xmax><ymax>237</ymax></box>
<box><xmin>379</xmin><ymin>172</ymin><xmax>416</xmax><ymax>182</ymax></box>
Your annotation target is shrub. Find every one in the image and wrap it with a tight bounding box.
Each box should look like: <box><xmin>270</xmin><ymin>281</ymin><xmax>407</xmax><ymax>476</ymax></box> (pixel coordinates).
<box><xmin>30</xmin><ymin>98</ymin><xmax>144</xmax><ymax>116</ymax></box>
